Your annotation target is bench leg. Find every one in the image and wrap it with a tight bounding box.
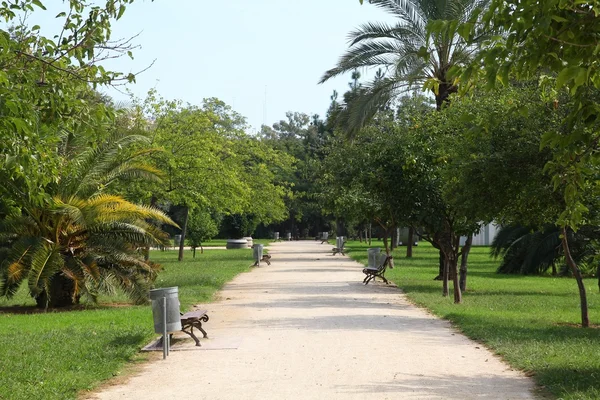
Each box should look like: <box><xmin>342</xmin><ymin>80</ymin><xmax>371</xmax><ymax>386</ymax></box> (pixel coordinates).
<box><xmin>181</xmin><ymin>326</ymin><xmax>201</xmax><ymax>346</ymax></box>
<box><xmin>196</xmin><ymin>315</ymin><xmax>209</xmax><ymax>338</ymax></box>
<box><xmin>197</xmin><ymin>323</ymin><xmax>208</xmax><ymax>339</ymax></box>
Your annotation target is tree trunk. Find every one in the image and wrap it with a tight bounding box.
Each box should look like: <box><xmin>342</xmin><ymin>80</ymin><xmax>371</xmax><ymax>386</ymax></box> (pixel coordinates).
<box><xmin>552</xmin><ymin>263</ymin><xmax>557</xmax><ymax>276</ymax></box>
<box><xmin>382</xmin><ymin>229</ymin><xmax>394</xmax><ymax>269</ymax></box>
<box><xmin>442</xmin><ymin>254</ymin><xmax>449</xmax><ymax>297</ymax></box>
<box><xmin>368</xmin><ymin>223</ymin><xmax>372</xmax><ymax>246</ymax></box>
<box><xmin>562</xmin><ymin>227</ymin><xmax>589</xmax><ymax>328</ymax></box>
<box><xmin>434</xmin><ymin>250</ymin><xmax>444</xmax><ymax>280</ymax></box>
<box><xmin>390</xmin><ymin>227</ymin><xmax>397</xmax><ymax>251</ymax></box>
<box><xmin>459</xmin><ymin>235</ymin><xmax>473</xmax><ymax>292</ymax></box>
<box><xmin>406</xmin><ymin>227</ymin><xmax>414</xmax><ymax>258</ymax></box>
<box><xmin>383</xmin><ymin>230</ymin><xmax>390</xmax><ymax>255</ymax></box>
<box><xmin>178</xmin><ymin>206</ymin><xmax>189</xmax><ymax>262</ymax></box>
<box><xmin>452</xmin><ymin>235</ymin><xmax>462</xmax><ymax>304</ymax></box>
<box><xmin>145</xmin><ymin>195</ymin><xmax>158</xmax><ymax>262</ymax></box>
<box><xmin>35</xmin><ymin>273</ymin><xmax>80</xmax><ymax>308</ymax></box>
<box><xmin>436</xmin><ymin>226</ymin><xmax>460</xmax><ymax>301</ymax></box>
<box><xmin>200</xmin><ymin>242</ymin><xmax>204</xmax><ymax>254</ymax></box>
<box><xmin>193</xmin><ymin>247</ymin><xmax>196</xmax><ymax>258</ymax></box>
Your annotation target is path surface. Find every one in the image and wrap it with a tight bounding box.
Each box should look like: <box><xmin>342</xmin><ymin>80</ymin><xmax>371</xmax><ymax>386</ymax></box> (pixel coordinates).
<box><xmin>92</xmin><ymin>241</ymin><xmax>538</xmax><ymax>400</ymax></box>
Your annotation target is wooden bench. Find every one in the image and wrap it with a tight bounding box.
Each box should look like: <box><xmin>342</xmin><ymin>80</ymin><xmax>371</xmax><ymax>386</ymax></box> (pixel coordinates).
<box><xmin>362</xmin><ymin>254</ymin><xmax>392</xmax><ymax>285</ymax></box>
<box><xmin>180</xmin><ymin>310</ymin><xmax>209</xmax><ymax>346</ymax></box>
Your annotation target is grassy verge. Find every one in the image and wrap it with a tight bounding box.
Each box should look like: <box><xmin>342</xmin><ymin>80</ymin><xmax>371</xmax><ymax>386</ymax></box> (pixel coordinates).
<box><xmin>0</xmin><ymin>248</ymin><xmax>256</xmax><ymax>400</ymax></box>
<box><xmin>346</xmin><ymin>240</ymin><xmax>600</xmax><ymax>400</ymax></box>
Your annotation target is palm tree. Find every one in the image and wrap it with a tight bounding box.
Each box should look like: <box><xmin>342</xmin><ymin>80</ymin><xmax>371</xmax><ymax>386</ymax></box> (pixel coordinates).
<box><xmin>320</xmin><ymin>0</ymin><xmax>488</xmax><ymax>131</ymax></box>
<box><xmin>0</xmin><ymin>130</ymin><xmax>177</xmax><ymax>308</ymax></box>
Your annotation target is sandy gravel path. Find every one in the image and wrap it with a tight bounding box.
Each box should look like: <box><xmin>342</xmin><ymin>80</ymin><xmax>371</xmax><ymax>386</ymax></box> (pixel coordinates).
<box><xmin>91</xmin><ymin>241</ymin><xmax>538</xmax><ymax>400</ymax></box>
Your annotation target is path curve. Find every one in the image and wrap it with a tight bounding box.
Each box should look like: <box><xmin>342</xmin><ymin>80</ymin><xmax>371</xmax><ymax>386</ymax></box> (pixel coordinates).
<box><xmin>91</xmin><ymin>241</ymin><xmax>538</xmax><ymax>400</ymax></box>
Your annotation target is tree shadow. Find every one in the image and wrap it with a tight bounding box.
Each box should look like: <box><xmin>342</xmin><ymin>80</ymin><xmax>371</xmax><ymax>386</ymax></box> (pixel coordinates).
<box><xmin>332</xmin><ymin>372</ymin><xmax>541</xmax><ymax>399</ymax></box>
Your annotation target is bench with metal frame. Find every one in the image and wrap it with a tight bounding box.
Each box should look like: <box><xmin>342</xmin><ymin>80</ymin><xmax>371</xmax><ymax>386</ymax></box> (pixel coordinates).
<box><xmin>180</xmin><ymin>310</ymin><xmax>209</xmax><ymax>346</ymax></box>
<box><xmin>362</xmin><ymin>253</ymin><xmax>392</xmax><ymax>285</ymax></box>
<box><xmin>332</xmin><ymin>236</ymin><xmax>346</xmax><ymax>256</ymax></box>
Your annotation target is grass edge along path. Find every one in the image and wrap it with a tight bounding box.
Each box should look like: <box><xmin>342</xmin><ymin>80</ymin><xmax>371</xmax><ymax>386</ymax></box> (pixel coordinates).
<box><xmin>346</xmin><ymin>240</ymin><xmax>600</xmax><ymax>400</ymax></box>
<box><xmin>0</xmin><ymin>248</ymin><xmax>258</xmax><ymax>400</ymax></box>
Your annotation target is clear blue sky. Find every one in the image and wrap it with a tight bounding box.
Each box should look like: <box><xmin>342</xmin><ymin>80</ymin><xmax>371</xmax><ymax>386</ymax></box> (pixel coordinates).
<box><xmin>69</xmin><ymin>0</ymin><xmax>395</xmax><ymax>132</ymax></box>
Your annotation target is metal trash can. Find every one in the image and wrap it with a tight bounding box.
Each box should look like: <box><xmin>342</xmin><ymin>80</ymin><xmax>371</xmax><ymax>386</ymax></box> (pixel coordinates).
<box><xmin>336</xmin><ymin>236</ymin><xmax>344</xmax><ymax>250</ymax></box>
<box><xmin>149</xmin><ymin>287</ymin><xmax>182</xmax><ymax>334</ymax></box>
<box><xmin>322</xmin><ymin>232</ymin><xmax>329</xmax><ymax>241</ymax></box>
<box><xmin>367</xmin><ymin>248</ymin><xmax>381</xmax><ymax>268</ymax></box>
<box><xmin>173</xmin><ymin>235</ymin><xmax>182</xmax><ymax>246</ymax></box>
<box><xmin>253</xmin><ymin>244</ymin><xmax>264</xmax><ymax>265</ymax></box>
<box><xmin>286</xmin><ymin>232</ymin><xmax>292</xmax><ymax>241</ymax></box>
<box><xmin>273</xmin><ymin>232</ymin><xmax>279</xmax><ymax>240</ymax></box>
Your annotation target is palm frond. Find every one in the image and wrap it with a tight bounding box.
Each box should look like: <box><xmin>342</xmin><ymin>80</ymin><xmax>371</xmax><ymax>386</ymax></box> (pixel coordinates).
<box><xmin>27</xmin><ymin>243</ymin><xmax>64</xmax><ymax>297</ymax></box>
<box><xmin>344</xmin><ymin>77</ymin><xmax>407</xmax><ymax>135</ymax></box>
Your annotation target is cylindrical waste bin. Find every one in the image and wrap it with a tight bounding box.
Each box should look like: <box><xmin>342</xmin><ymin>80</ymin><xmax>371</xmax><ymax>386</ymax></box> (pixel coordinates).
<box><xmin>321</xmin><ymin>232</ymin><xmax>329</xmax><ymax>241</ymax></box>
<box><xmin>273</xmin><ymin>232</ymin><xmax>279</xmax><ymax>240</ymax></box>
<box><xmin>336</xmin><ymin>236</ymin><xmax>345</xmax><ymax>250</ymax></box>
<box><xmin>253</xmin><ymin>244</ymin><xmax>264</xmax><ymax>264</ymax></box>
<box><xmin>149</xmin><ymin>287</ymin><xmax>182</xmax><ymax>334</ymax></box>
<box><xmin>286</xmin><ymin>232</ymin><xmax>292</xmax><ymax>241</ymax></box>
<box><xmin>243</xmin><ymin>236</ymin><xmax>253</xmax><ymax>248</ymax></box>
<box><xmin>226</xmin><ymin>239</ymin><xmax>248</xmax><ymax>249</ymax></box>
<box><xmin>367</xmin><ymin>248</ymin><xmax>381</xmax><ymax>268</ymax></box>
<box><xmin>173</xmin><ymin>235</ymin><xmax>182</xmax><ymax>246</ymax></box>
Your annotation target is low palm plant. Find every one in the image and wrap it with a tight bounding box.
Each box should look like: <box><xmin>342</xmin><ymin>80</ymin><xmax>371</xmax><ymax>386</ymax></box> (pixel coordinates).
<box><xmin>0</xmin><ymin>130</ymin><xmax>176</xmax><ymax>308</ymax></box>
<box><xmin>491</xmin><ymin>225</ymin><xmax>599</xmax><ymax>276</ymax></box>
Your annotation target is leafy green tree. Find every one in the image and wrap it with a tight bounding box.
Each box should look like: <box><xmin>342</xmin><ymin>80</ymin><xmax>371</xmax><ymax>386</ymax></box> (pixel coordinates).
<box><xmin>133</xmin><ymin>94</ymin><xmax>292</xmax><ymax>257</ymax></box>
<box><xmin>321</xmin><ymin>0</ymin><xmax>487</xmax><ymax>131</ymax></box>
<box><xmin>0</xmin><ymin>1</ymin><xmax>147</xmax><ymax>198</ymax></box>
<box><xmin>137</xmin><ymin>94</ymin><xmax>247</xmax><ymax>261</ymax></box>
<box><xmin>187</xmin><ymin>210</ymin><xmax>220</xmax><ymax>257</ymax></box>
<box><xmin>260</xmin><ymin>112</ymin><xmax>330</xmax><ymax>238</ymax></box>
<box><xmin>0</xmin><ymin>131</ymin><xmax>175</xmax><ymax>308</ymax></box>
<box><xmin>442</xmin><ymin>0</ymin><xmax>600</xmax><ymax>327</ymax></box>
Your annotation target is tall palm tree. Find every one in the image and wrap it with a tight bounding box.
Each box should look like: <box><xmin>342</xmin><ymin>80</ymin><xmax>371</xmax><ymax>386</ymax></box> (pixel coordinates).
<box><xmin>0</xmin><ymin>130</ymin><xmax>177</xmax><ymax>308</ymax></box>
<box><xmin>320</xmin><ymin>0</ymin><xmax>488</xmax><ymax>131</ymax></box>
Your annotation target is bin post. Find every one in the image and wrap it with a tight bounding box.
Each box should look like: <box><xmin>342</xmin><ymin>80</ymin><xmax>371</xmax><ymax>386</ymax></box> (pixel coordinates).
<box><xmin>162</xmin><ymin>297</ymin><xmax>168</xmax><ymax>359</ymax></box>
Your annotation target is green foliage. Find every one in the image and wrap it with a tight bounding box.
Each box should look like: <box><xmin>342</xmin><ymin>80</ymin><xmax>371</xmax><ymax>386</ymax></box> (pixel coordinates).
<box><xmin>446</xmin><ymin>0</ymin><xmax>600</xmax><ymax>230</ymax></box>
<box><xmin>129</xmin><ymin>93</ymin><xmax>292</xmax><ymax>238</ymax></box>
<box><xmin>0</xmin><ymin>1</ymin><xmax>147</xmax><ymax>198</ymax></box>
<box><xmin>186</xmin><ymin>211</ymin><xmax>220</xmax><ymax>248</ymax></box>
<box><xmin>260</xmin><ymin>112</ymin><xmax>331</xmax><ymax>237</ymax></box>
<box><xmin>491</xmin><ymin>225</ymin><xmax>562</xmax><ymax>275</ymax></box>
<box><xmin>0</xmin><ymin>132</ymin><xmax>176</xmax><ymax>307</ymax></box>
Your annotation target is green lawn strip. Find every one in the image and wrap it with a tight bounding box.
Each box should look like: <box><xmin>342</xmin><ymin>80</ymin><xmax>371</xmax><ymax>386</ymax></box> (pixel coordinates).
<box><xmin>0</xmin><ymin>248</ymin><xmax>255</xmax><ymax>400</ymax></box>
<box><xmin>346</xmin><ymin>240</ymin><xmax>600</xmax><ymax>400</ymax></box>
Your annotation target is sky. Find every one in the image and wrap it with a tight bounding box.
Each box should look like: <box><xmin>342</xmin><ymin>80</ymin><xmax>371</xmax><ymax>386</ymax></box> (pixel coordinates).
<box><xmin>29</xmin><ymin>0</ymin><xmax>396</xmax><ymax>133</ymax></box>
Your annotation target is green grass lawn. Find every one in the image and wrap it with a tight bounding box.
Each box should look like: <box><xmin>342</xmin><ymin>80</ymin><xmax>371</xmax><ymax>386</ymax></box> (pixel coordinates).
<box><xmin>346</xmin><ymin>240</ymin><xmax>600</xmax><ymax>400</ymax></box>
<box><xmin>0</xmin><ymin>248</ymin><xmax>256</xmax><ymax>400</ymax></box>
